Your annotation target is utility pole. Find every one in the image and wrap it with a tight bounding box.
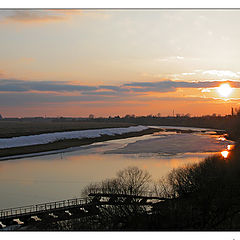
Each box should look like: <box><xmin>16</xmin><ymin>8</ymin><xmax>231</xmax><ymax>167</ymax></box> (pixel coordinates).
<box><xmin>173</xmin><ymin>110</ymin><xmax>175</xmax><ymax>117</ymax></box>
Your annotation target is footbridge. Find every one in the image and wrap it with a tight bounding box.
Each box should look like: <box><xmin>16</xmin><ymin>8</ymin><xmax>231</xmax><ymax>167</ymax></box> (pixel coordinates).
<box><xmin>0</xmin><ymin>192</ymin><xmax>166</xmax><ymax>229</ymax></box>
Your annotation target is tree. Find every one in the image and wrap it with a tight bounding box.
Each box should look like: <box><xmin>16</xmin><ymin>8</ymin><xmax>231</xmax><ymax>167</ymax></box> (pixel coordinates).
<box><xmin>80</xmin><ymin>167</ymin><xmax>152</xmax><ymax>230</ymax></box>
<box><xmin>116</xmin><ymin>166</ymin><xmax>151</xmax><ymax>195</ymax></box>
<box><xmin>82</xmin><ymin>166</ymin><xmax>151</xmax><ymax>196</ymax></box>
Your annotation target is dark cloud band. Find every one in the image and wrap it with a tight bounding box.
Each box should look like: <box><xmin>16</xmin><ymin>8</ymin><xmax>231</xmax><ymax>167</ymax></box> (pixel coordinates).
<box><xmin>0</xmin><ymin>79</ymin><xmax>240</xmax><ymax>97</ymax></box>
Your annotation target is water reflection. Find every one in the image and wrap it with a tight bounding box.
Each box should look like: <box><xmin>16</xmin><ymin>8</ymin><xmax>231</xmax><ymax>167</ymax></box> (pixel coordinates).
<box><xmin>227</xmin><ymin>144</ymin><xmax>234</xmax><ymax>150</ymax></box>
<box><xmin>217</xmin><ymin>136</ymin><xmax>227</xmax><ymax>141</ymax></box>
<box><xmin>0</xmin><ymin>152</ymin><xmax>216</xmax><ymax>209</ymax></box>
<box><xmin>0</xmin><ymin>128</ymin><xmax>234</xmax><ymax>209</ymax></box>
<box><xmin>221</xmin><ymin>150</ymin><xmax>229</xmax><ymax>158</ymax></box>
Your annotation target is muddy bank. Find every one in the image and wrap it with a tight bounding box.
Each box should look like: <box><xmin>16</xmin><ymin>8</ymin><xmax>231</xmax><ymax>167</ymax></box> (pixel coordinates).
<box><xmin>0</xmin><ymin>128</ymin><xmax>162</xmax><ymax>160</ymax></box>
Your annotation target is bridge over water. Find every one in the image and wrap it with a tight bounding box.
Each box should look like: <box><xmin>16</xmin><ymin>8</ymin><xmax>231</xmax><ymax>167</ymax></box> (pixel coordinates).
<box><xmin>0</xmin><ymin>192</ymin><xmax>166</xmax><ymax>229</ymax></box>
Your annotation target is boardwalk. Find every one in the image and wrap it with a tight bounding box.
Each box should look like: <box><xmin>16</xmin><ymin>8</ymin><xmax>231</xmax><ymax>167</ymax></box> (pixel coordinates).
<box><xmin>0</xmin><ymin>193</ymin><xmax>166</xmax><ymax>228</ymax></box>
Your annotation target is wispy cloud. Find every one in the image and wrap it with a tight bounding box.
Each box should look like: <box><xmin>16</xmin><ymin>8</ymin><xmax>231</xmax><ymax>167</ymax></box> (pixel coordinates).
<box><xmin>0</xmin><ymin>79</ymin><xmax>98</xmax><ymax>92</ymax></box>
<box><xmin>0</xmin><ymin>10</ymin><xmax>110</xmax><ymax>25</ymax></box>
<box><xmin>202</xmin><ymin>70</ymin><xmax>240</xmax><ymax>79</ymax></box>
<box><xmin>148</xmin><ymin>69</ymin><xmax>240</xmax><ymax>82</ymax></box>
<box><xmin>124</xmin><ymin>80</ymin><xmax>240</xmax><ymax>93</ymax></box>
<box><xmin>0</xmin><ymin>92</ymin><xmax>225</xmax><ymax>108</ymax></box>
<box><xmin>0</xmin><ymin>10</ymin><xmax>71</xmax><ymax>24</ymax></box>
<box><xmin>155</xmin><ymin>56</ymin><xmax>185</xmax><ymax>62</ymax></box>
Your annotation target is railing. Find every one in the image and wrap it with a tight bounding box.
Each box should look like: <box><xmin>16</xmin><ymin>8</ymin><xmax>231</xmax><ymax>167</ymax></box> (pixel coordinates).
<box><xmin>0</xmin><ymin>197</ymin><xmax>89</xmax><ymax>219</ymax></box>
<box><xmin>0</xmin><ymin>193</ymin><xmax>164</xmax><ymax>220</ymax></box>
<box><xmin>88</xmin><ymin>188</ymin><xmax>155</xmax><ymax>197</ymax></box>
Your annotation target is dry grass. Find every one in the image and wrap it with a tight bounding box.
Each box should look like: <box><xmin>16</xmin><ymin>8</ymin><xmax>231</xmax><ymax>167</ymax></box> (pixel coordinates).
<box><xmin>0</xmin><ymin>120</ymin><xmax>136</xmax><ymax>138</ymax></box>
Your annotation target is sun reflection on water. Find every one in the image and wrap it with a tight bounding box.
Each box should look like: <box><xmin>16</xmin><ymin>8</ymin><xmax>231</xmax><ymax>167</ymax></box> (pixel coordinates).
<box><xmin>217</xmin><ymin>136</ymin><xmax>227</xmax><ymax>141</ymax></box>
<box><xmin>227</xmin><ymin>145</ymin><xmax>234</xmax><ymax>150</ymax></box>
<box><xmin>221</xmin><ymin>150</ymin><xmax>229</xmax><ymax>159</ymax></box>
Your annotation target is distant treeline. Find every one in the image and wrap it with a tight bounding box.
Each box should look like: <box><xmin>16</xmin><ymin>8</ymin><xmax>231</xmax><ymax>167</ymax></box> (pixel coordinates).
<box><xmin>1</xmin><ymin>114</ymin><xmax>240</xmax><ymax>140</ymax></box>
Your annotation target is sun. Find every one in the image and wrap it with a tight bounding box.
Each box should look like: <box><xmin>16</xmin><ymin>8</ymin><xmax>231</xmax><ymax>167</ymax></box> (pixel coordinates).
<box><xmin>217</xmin><ymin>83</ymin><xmax>233</xmax><ymax>98</ymax></box>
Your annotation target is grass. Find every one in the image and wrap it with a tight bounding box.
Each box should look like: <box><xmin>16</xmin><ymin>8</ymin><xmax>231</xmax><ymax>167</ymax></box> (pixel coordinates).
<box><xmin>0</xmin><ymin>120</ymin><xmax>136</xmax><ymax>138</ymax></box>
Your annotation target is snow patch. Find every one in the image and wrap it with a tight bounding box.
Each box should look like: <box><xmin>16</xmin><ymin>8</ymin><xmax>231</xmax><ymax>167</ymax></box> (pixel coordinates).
<box><xmin>0</xmin><ymin>126</ymin><xmax>149</xmax><ymax>149</ymax></box>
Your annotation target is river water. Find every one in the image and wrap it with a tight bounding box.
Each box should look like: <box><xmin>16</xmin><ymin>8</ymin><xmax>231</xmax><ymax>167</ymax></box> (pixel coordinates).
<box><xmin>0</xmin><ymin>126</ymin><xmax>233</xmax><ymax>209</ymax></box>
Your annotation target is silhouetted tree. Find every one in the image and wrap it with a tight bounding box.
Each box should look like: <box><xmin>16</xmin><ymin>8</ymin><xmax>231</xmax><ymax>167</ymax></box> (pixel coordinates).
<box><xmin>82</xmin><ymin>166</ymin><xmax>151</xmax><ymax>196</ymax></box>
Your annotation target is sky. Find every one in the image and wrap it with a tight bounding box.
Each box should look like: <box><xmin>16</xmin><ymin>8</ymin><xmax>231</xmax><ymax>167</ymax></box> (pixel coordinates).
<box><xmin>0</xmin><ymin>9</ymin><xmax>240</xmax><ymax>117</ymax></box>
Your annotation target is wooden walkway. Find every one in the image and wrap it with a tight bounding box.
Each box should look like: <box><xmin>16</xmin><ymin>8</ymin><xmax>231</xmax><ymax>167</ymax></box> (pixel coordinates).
<box><xmin>0</xmin><ymin>193</ymin><xmax>166</xmax><ymax>228</ymax></box>
<box><xmin>0</xmin><ymin>197</ymin><xmax>89</xmax><ymax>220</ymax></box>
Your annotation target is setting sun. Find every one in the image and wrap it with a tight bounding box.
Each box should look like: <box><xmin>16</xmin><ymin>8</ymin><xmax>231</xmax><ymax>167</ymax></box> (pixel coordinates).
<box><xmin>217</xmin><ymin>83</ymin><xmax>233</xmax><ymax>98</ymax></box>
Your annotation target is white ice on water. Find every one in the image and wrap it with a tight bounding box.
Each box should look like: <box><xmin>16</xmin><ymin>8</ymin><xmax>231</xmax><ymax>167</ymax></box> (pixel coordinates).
<box><xmin>0</xmin><ymin>125</ymin><xmax>149</xmax><ymax>149</ymax></box>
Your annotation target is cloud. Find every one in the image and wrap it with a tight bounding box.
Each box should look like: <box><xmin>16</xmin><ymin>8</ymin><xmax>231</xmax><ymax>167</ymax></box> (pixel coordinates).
<box><xmin>150</xmin><ymin>69</ymin><xmax>240</xmax><ymax>82</ymax></box>
<box><xmin>202</xmin><ymin>70</ymin><xmax>240</xmax><ymax>79</ymax></box>
<box><xmin>0</xmin><ymin>10</ymin><xmax>110</xmax><ymax>25</ymax></box>
<box><xmin>81</xmin><ymin>91</ymin><xmax>126</xmax><ymax>96</ymax></box>
<box><xmin>156</xmin><ymin>56</ymin><xmax>185</xmax><ymax>62</ymax></box>
<box><xmin>0</xmin><ymin>91</ymin><xmax>137</xmax><ymax>107</ymax></box>
<box><xmin>125</xmin><ymin>80</ymin><xmax>240</xmax><ymax>93</ymax></box>
<box><xmin>0</xmin><ymin>79</ymin><xmax>98</xmax><ymax>92</ymax></box>
<box><xmin>145</xmin><ymin>96</ymin><xmax>215</xmax><ymax>102</ymax></box>
<box><xmin>1</xmin><ymin>78</ymin><xmax>240</xmax><ymax>108</ymax></box>
<box><xmin>0</xmin><ymin>91</ymin><xmax>215</xmax><ymax>107</ymax></box>
<box><xmin>99</xmin><ymin>85</ymin><xmax>129</xmax><ymax>92</ymax></box>
<box><xmin>182</xmin><ymin>72</ymin><xmax>196</xmax><ymax>76</ymax></box>
<box><xmin>0</xmin><ymin>92</ymin><xmax>111</xmax><ymax>106</ymax></box>
<box><xmin>0</xmin><ymin>10</ymin><xmax>81</xmax><ymax>24</ymax></box>
<box><xmin>124</xmin><ymin>80</ymin><xmax>217</xmax><ymax>93</ymax></box>
<box><xmin>1</xmin><ymin>79</ymin><xmax>240</xmax><ymax>96</ymax></box>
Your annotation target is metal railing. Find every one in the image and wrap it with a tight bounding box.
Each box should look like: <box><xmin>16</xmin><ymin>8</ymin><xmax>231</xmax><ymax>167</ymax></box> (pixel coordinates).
<box><xmin>88</xmin><ymin>188</ymin><xmax>155</xmax><ymax>197</ymax></box>
<box><xmin>0</xmin><ymin>197</ymin><xmax>89</xmax><ymax>219</ymax></box>
<box><xmin>0</xmin><ymin>193</ymin><xmax>164</xmax><ymax>220</ymax></box>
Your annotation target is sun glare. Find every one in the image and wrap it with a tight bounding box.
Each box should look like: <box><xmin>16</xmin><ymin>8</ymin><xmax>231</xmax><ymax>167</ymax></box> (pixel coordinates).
<box><xmin>227</xmin><ymin>145</ymin><xmax>234</xmax><ymax>150</ymax></box>
<box><xmin>217</xmin><ymin>83</ymin><xmax>233</xmax><ymax>98</ymax></box>
<box><xmin>221</xmin><ymin>150</ymin><xmax>229</xmax><ymax>159</ymax></box>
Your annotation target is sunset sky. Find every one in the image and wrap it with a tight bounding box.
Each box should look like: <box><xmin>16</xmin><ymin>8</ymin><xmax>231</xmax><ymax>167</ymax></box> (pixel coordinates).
<box><xmin>1</xmin><ymin>9</ymin><xmax>240</xmax><ymax>117</ymax></box>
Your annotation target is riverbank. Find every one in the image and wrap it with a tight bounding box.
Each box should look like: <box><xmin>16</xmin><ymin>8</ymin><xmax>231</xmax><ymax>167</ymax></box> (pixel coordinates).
<box><xmin>0</xmin><ymin>120</ymin><xmax>136</xmax><ymax>138</ymax></box>
<box><xmin>0</xmin><ymin>127</ymin><xmax>162</xmax><ymax>160</ymax></box>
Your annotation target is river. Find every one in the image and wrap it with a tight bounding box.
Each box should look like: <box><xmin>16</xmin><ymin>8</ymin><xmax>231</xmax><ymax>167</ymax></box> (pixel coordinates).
<box><xmin>0</xmin><ymin>126</ymin><xmax>233</xmax><ymax>209</ymax></box>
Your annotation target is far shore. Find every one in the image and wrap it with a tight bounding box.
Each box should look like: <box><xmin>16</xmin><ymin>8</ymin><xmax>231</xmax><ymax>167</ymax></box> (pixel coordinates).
<box><xmin>0</xmin><ymin>128</ymin><xmax>163</xmax><ymax>160</ymax></box>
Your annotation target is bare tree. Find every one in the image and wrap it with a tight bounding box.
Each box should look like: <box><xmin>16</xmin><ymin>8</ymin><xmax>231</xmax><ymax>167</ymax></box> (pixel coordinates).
<box><xmin>153</xmin><ymin>177</ymin><xmax>175</xmax><ymax>198</ymax></box>
<box><xmin>116</xmin><ymin>166</ymin><xmax>151</xmax><ymax>195</ymax></box>
<box><xmin>82</xmin><ymin>166</ymin><xmax>151</xmax><ymax>196</ymax></box>
<box><xmin>80</xmin><ymin>167</ymin><xmax>152</xmax><ymax>230</ymax></box>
